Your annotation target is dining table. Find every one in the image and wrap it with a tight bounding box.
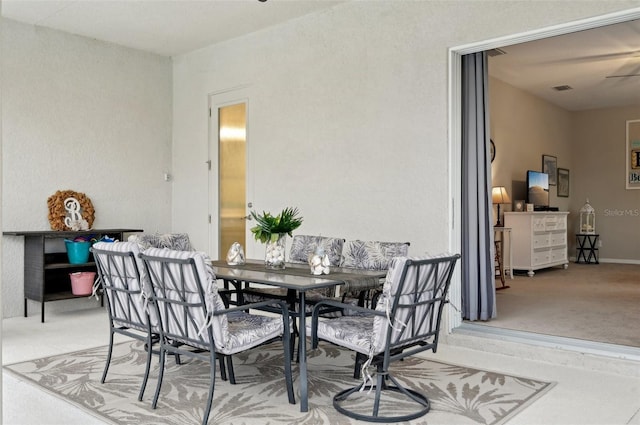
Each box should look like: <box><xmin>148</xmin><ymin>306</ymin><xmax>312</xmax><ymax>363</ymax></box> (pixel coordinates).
<box><xmin>210</xmin><ymin>259</ymin><xmax>387</xmax><ymax>412</ymax></box>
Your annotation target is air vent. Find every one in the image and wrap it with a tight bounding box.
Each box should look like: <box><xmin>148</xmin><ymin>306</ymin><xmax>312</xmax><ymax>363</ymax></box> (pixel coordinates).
<box><xmin>486</xmin><ymin>48</ymin><xmax>506</xmax><ymax>57</ymax></box>
<box><xmin>552</xmin><ymin>85</ymin><xmax>573</xmax><ymax>91</ymax></box>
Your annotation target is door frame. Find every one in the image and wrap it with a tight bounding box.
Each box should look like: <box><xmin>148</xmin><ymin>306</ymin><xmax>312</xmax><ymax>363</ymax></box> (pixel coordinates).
<box><xmin>208</xmin><ymin>85</ymin><xmax>252</xmax><ymax>259</ymax></box>
<box><xmin>447</xmin><ymin>8</ymin><xmax>640</xmax><ymax>332</ymax></box>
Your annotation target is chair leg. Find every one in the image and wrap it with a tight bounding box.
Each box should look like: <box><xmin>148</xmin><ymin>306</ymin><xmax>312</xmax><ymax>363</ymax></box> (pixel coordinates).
<box><xmin>226</xmin><ymin>355</ymin><xmax>236</xmax><ymax>385</ymax></box>
<box><xmin>218</xmin><ymin>356</ymin><xmax>227</xmax><ymax>381</ymax></box>
<box><xmin>152</xmin><ymin>344</ymin><xmax>166</xmax><ymax>409</ymax></box>
<box><xmin>101</xmin><ymin>330</ymin><xmax>114</xmax><ymax>383</ymax></box>
<box><xmin>353</xmin><ymin>352</ymin><xmax>367</xmax><ymax>379</ymax></box>
<box><xmin>333</xmin><ymin>369</ymin><xmax>430</xmax><ymax>422</ymax></box>
<box><xmin>282</xmin><ymin>331</ymin><xmax>295</xmax><ymax>404</ymax></box>
<box><xmin>202</xmin><ymin>351</ymin><xmax>217</xmax><ymax>425</ymax></box>
<box><xmin>138</xmin><ymin>332</ymin><xmax>153</xmax><ymax>401</ymax></box>
<box><xmin>289</xmin><ymin>330</ymin><xmax>296</xmax><ymax>362</ymax></box>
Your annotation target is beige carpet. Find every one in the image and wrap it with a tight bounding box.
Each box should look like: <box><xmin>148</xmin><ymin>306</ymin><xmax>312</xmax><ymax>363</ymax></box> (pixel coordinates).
<box><xmin>483</xmin><ymin>263</ymin><xmax>640</xmax><ymax>347</ymax></box>
<box><xmin>4</xmin><ymin>340</ymin><xmax>554</xmax><ymax>425</ymax></box>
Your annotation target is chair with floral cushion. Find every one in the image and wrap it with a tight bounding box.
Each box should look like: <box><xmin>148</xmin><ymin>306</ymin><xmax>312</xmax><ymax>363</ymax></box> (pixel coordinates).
<box><xmin>309</xmin><ymin>253</ymin><xmax>460</xmax><ymax>423</ymax></box>
<box><xmin>92</xmin><ymin>241</ymin><xmax>156</xmax><ymax>402</ymax></box>
<box><xmin>140</xmin><ymin>248</ymin><xmax>295</xmax><ymax>425</ymax></box>
<box><xmin>337</xmin><ymin>240</ymin><xmax>410</xmax><ymax>308</ymax></box>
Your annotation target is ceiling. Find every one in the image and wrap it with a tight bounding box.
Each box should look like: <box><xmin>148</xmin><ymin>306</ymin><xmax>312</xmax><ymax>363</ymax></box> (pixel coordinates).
<box><xmin>489</xmin><ymin>19</ymin><xmax>640</xmax><ymax>111</ymax></box>
<box><xmin>2</xmin><ymin>1</ymin><xmax>639</xmax><ymax>111</ymax></box>
<box><xmin>1</xmin><ymin>0</ymin><xmax>345</xmax><ymax>57</ymax></box>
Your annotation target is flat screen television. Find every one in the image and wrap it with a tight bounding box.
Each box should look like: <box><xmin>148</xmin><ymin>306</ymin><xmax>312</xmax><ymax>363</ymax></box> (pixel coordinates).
<box><xmin>526</xmin><ymin>170</ymin><xmax>549</xmax><ymax>209</ymax></box>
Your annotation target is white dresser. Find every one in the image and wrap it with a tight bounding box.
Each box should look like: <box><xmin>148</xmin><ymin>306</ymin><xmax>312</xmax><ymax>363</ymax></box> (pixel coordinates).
<box><xmin>503</xmin><ymin>212</ymin><xmax>569</xmax><ymax>276</ymax></box>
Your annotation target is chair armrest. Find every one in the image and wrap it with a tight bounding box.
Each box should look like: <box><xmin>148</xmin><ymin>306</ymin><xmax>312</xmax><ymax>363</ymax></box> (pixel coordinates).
<box><xmin>311</xmin><ymin>299</ymin><xmax>384</xmax><ymax>319</ymax></box>
<box><xmin>212</xmin><ymin>299</ymin><xmax>290</xmax><ymax>318</ymax></box>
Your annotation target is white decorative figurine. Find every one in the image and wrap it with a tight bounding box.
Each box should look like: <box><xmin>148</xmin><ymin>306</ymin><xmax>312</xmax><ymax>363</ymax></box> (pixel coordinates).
<box><xmin>308</xmin><ymin>247</ymin><xmax>331</xmax><ymax>275</ymax></box>
<box><xmin>226</xmin><ymin>242</ymin><xmax>245</xmax><ymax>266</ymax></box>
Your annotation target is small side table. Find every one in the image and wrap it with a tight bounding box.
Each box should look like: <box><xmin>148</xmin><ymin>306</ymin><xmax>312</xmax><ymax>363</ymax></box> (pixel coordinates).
<box><xmin>576</xmin><ymin>233</ymin><xmax>599</xmax><ymax>264</ymax></box>
<box><xmin>494</xmin><ymin>227</ymin><xmax>513</xmax><ymax>290</ymax></box>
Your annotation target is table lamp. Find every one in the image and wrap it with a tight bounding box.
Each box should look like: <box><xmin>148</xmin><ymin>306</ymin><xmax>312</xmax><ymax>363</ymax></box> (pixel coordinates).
<box><xmin>492</xmin><ymin>186</ymin><xmax>511</xmax><ymax>227</ymax></box>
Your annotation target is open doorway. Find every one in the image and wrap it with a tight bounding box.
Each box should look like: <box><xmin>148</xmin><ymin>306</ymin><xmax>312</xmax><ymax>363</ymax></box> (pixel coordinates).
<box><xmin>449</xmin><ymin>9</ymin><xmax>640</xmax><ymax>351</ymax></box>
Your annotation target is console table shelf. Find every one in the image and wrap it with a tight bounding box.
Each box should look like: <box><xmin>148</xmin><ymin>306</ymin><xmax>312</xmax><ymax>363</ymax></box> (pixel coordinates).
<box><xmin>3</xmin><ymin>229</ymin><xmax>142</xmax><ymax>322</ymax></box>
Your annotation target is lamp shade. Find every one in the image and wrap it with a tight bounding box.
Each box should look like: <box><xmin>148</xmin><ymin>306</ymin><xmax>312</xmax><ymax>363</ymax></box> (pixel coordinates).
<box><xmin>492</xmin><ymin>186</ymin><xmax>511</xmax><ymax>204</ymax></box>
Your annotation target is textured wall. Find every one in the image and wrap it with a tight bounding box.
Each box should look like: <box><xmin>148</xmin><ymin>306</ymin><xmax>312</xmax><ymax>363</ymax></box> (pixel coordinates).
<box><xmin>172</xmin><ymin>1</ymin><xmax>638</xmax><ymax>260</ymax></box>
<box><xmin>2</xmin><ymin>19</ymin><xmax>173</xmax><ymax>317</ymax></box>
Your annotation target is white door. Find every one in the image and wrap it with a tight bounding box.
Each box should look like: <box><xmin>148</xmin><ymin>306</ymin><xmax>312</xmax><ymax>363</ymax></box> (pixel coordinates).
<box><xmin>209</xmin><ymin>88</ymin><xmax>252</xmax><ymax>259</ymax></box>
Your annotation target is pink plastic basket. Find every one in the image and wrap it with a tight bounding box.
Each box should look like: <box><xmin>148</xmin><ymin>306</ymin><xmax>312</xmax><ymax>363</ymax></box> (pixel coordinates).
<box><xmin>70</xmin><ymin>271</ymin><xmax>96</xmax><ymax>296</ymax></box>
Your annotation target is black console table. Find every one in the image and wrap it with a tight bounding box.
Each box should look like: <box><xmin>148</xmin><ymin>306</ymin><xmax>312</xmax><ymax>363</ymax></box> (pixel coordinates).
<box><xmin>576</xmin><ymin>233</ymin><xmax>599</xmax><ymax>264</ymax></box>
<box><xmin>3</xmin><ymin>229</ymin><xmax>142</xmax><ymax>322</ymax></box>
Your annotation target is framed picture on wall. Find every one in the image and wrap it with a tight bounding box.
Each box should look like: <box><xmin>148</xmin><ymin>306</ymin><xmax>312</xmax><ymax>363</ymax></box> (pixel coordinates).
<box><xmin>557</xmin><ymin>168</ymin><xmax>569</xmax><ymax>197</ymax></box>
<box><xmin>626</xmin><ymin>119</ymin><xmax>640</xmax><ymax>189</ymax></box>
<box><xmin>542</xmin><ymin>154</ymin><xmax>557</xmax><ymax>185</ymax></box>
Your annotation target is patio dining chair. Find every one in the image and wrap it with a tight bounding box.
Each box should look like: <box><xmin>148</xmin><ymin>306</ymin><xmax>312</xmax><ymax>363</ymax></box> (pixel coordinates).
<box><xmin>92</xmin><ymin>241</ymin><xmax>156</xmax><ymax>402</ymax></box>
<box><xmin>337</xmin><ymin>240</ymin><xmax>410</xmax><ymax>308</ymax></box>
<box><xmin>140</xmin><ymin>248</ymin><xmax>295</xmax><ymax>425</ymax></box>
<box><xmin>309</xmin><ymin>253</ymin><xmax>460</xmax><ymax>423</ymax></box>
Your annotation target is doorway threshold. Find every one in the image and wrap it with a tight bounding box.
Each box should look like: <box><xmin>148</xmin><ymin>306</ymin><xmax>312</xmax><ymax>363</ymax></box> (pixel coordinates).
<box><xmin>450</xmin><ymin>322</ymin><xmax>640</xmax><ymax>367</ymax></box>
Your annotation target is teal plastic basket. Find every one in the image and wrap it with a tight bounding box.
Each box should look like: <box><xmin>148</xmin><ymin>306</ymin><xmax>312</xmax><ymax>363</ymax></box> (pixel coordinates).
<box><xmin>65</xmin><ymin>240</ymin><xmax>91</xmax><ymax>264</ymax></box>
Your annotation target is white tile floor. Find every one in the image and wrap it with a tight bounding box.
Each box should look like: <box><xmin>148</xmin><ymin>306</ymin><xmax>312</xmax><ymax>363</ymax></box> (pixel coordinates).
<box><xmin>2</xmin><ymin>307</ymin><xmax>640</xmax><ymax>425</ymax></box>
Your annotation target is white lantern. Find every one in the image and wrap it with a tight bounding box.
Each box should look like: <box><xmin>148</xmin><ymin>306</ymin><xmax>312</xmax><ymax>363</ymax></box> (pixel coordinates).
<box><xmin>579</xmin><ymin>199</ymin><xmax>595</xmax><ymax>234</ymax></box>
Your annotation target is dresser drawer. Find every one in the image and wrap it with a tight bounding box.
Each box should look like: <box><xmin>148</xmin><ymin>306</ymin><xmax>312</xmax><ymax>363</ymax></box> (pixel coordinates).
<box><xmin>543</xmin><ymin>215</ymin><xmax>561</xmax><ymax>231</ymax></box>
<box><xmin>532</xmin><ymin>233</ymin><xmax>550</xmax><ymax>248</ymax></box>
<box><xmin>550</xmin><ymin>247</ymin><xmax>567</xmax><ymax>262</ymax></box>
<box><xmin>549</xmin><ymin>231</ymin><xmax>566</xmax><ymax>247</ymax></box>
<box><xmin>532</xmin><ymin>249</ymin><xmax>550</xmax><ymax>266</ymax></box>
<box><xmin>532</xmin><ymin>217</ymin><xmax>546</xmax><ymax>232</ymax></box>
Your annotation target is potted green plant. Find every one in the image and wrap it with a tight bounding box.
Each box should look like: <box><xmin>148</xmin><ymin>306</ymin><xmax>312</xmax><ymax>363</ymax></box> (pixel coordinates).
<box><xmin>250</xmin><ymin>207</ymin><xmax>303</xmax><ymax>269</ymax></box>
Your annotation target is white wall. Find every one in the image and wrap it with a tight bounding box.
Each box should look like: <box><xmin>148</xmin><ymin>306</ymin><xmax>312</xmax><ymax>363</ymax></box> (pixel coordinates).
<box><xmin>172</xmin><ymin>1</ymin><xmax>639</xmax><ymax>262</ymax></box>
<box><xmin>1</xmin><ymin>19</ymin><xmax>173</xmax><ymax>317</ymax></box>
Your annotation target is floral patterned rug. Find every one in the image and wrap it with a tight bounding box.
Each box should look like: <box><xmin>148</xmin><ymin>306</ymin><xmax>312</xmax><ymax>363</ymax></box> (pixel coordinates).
<box><xmin>4</xmin><ymin>340</ymin><xmax>554</xmax><ymax>425</ymax></box>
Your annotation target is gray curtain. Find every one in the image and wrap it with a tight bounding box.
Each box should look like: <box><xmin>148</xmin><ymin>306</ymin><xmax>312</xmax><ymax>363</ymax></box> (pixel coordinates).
<box><xmin>461</xmin><ymin>52</ymin><xmax>496</xmax><ymax>321</ymax></box>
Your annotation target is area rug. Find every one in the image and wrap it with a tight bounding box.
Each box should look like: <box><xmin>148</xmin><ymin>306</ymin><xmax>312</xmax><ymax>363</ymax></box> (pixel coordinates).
<box><xmin>4</xmin><ymin>341</ymin><xmax>554</xmax><ymax>425</ymax></box>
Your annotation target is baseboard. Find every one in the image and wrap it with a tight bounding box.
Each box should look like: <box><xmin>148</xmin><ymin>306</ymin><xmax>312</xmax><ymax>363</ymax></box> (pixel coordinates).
<box><xmin>443</xmin><ymin>323</ymin><xmax>640</xmax><ymax>378</ymax></box>
<box><xmin>568</xmin><ymin>256</ymin><xmax>640</xmax><ymax>265</ymax></box>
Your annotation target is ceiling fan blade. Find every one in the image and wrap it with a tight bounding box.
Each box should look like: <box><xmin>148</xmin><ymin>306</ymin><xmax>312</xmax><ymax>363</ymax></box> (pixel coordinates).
<box><xmin>538</xmin><ymin>50</ymin><xmax>640</xmax><ymax>65</ymax></box>
<box><xmin>605</xmin><ymin>73</ymin><xmax>640</xmax><ymax>78</ymax></box>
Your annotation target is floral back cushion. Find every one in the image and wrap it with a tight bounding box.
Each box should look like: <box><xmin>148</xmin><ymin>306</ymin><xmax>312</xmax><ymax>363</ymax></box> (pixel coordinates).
<box><xmin>289</xmin><ymin>235</ymin><xmax>345</xmax><ymax>266</ymax></box>
<box><xmin>339</xmin><ymin>240</ymin><xmax>410</xmax><ymax>270</ymax></box>
<box><xmin>129</xmin><ymin>233</ymin><xmax>194</xmax><ymax>252</ymax></box>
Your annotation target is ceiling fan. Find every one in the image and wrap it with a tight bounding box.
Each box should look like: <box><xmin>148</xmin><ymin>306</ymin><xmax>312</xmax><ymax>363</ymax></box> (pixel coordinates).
<box><xmin>605</xmin><ymin>50</ymin><xmax>640</xmax><ymax>78</ymax></box>
<box><xmin>535</xmin><ymin>49</ymin><xmax>640</xmax><ymax>78</ymax></box>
